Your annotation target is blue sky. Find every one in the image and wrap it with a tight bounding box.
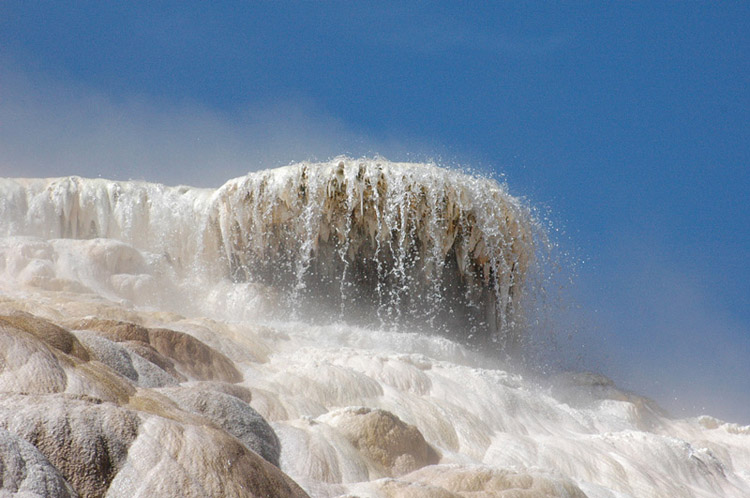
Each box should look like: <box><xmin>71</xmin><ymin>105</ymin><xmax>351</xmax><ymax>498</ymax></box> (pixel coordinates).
<box><xmin>1</xmin><ymin>2</ymin><xmax>748</xmax><ymax>423</ymax></box>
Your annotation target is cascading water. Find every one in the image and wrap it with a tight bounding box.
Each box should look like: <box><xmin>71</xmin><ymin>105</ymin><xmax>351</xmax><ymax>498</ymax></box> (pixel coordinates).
<box><xmin>210</xmin><ymin>160</ymin><xmax>535</xmax><ymax>347</ymax></box>
<box><xmin>1</xmin><ymin>158</ymin><xmax>748</xmax><ymax>498</ymax></box>
<box><xmin>0</xmin><ymin>159</ymin><xmax>537</xmax><ymax>350</ymax></box>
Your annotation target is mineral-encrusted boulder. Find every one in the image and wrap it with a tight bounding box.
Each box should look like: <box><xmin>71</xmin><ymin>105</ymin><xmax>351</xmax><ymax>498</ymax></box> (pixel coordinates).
<box><xmin>0</xmin><ymin>427</ymin><xmax>77</xmax><ymax>497</ymax></box>
<box><xmin>73</xmin><ymin>330</ymin><xmax>179</xmax><ymax>388</ymax></box>
<box><xmin>0</xmin><ymin>319</ymin><xmax>69</xmax><ymax>394</ymax></box>
<box><xmin>371</xmin><ymin>479</ymin><xmax>460</xmax><ymax>498</ymax></box>
<box><xmin>184</xmin><ymin>380</ymin><xmax>254</xmax><ymax>404</ymax></box>
<box><xmin>396</xmin><ymin>464</ymin><xmax>588</xmax><ymax>497</ymax></box>
<box><xmin>148</xmin><ymin>327</ymin><xmax>241</xmax><ymax>382</ymax></box>
<box><xmin>107</xmin><ymin>415</ymin><xmax>307</xmax><ymax>497</ymax></box>
<box><xmin>66</xmin><ymin>318</ymin><xmax>150</xmax><ymax>343</ymax></box>
<box><xmin>67</xmin><ymin>318</ymin><xmax>242</xmax><ymax>383</ymax></box>
<box><xmin>321</xmin><ymin>407</ymin><xmax>440</xmax><ymax>477</ymax></box>
<box><xmin>0</xmin><ymin>310</ymin><xmax>309</xmax><ymax>496</ymax></box>
<box><xmin>0</xmin><ymin>313</ymin><xmax>89</xmax><ymax>361</ymax></box>
<box><xmin>121</xmin><ymin>340</ymin><xmax>185</xmax><ymax>381</ymax></box>
<box><xmin>157</xmin><ymin>386</ymin><xmax>280</xmax><ymax>466</ymax></box>
<box><xmin>0</xmin><ymin>393</ymin><xmax>140</xmax><ymax>497</ymax></box>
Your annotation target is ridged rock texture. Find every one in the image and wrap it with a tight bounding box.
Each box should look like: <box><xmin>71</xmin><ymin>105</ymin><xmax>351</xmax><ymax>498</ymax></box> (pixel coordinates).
<box><xmin>2</xmin><ymin>164</ymin><xmax>750</xmax><ymax>498</ymax></box>
<box><xmin>0</xmin><ymin>312</ymin><xmax>308</xmax><ymax>498</ymax></box>
<box><xmin>0</xmin><ymin>159</ymin><xmax>537</xmax><ymax>349</ymax></box>
<box><xmin>0</xmin><ymin>427</ymin><xmax>76</xmax><ymax>497</ymax></box>
<box><xmin>212</xmin><ymin>160</ymin><xmax>534</xmax><ymax>345</ymax></box>
<box><xmin>320</xmin><ymin>407</ymin><xmax>440</xmax><ymax>478</ymax></box>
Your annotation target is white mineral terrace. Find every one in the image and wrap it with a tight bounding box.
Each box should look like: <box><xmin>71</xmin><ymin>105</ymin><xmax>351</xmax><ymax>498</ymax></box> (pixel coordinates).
<box><xmin>0</xmin><ymin>160</ymin><xmax>748</xmax><ymax>497</ymax></box>
<box><xmin>1</xmin><ymin>159</ymin><xmax>536</xmax><ymax>346</ymax></box>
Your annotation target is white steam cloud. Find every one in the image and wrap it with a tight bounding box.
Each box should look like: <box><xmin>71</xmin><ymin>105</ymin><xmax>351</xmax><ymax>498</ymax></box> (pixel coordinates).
<box><xmin>576</xmin><ymin>234</ymin><xmax>750</xmax><ymax>424</ymax></box>
<box><xmin>0</xmin><ymin>66</ymin><xmax>437</xmax><ymax>187</ymax></box>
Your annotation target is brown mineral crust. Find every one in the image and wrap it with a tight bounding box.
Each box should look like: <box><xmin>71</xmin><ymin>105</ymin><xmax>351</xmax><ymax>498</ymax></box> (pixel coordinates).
<box><xmin>399</xmin><ymin>464</ymin><xmax>588</xmax><ymax>498</ymax></box>
<box><xmin>121</xmin><ymin>340</ymin><xmax>187</xmax><ymax>382</ymax></box>
<box><xmin>0</xmin><ymin>393</ymin><xmax>140</xmax><ymax>498</ymax></box>
<box><xmin>325</xmin><ymin>407</ymin><xmax>440</xmax><ymax>477</ymax></box>
<box><xmin>0</xmin><ymin>313</ymin><xmax>89</xmax><ymax>361</ymax></box>
<box><xmin>66</xmin><ymin>318</ymin><xmax>242</xmax><ymax>383</ymax></box>
<box><xmin>147</xmin><ymin>327</ymin><xmax>242</xmax><ymax>383</ymax></box>
<box><xmin>66</xmin><ymin>318</ymin><xmax>150</xmax><ymax>343</ymax></box>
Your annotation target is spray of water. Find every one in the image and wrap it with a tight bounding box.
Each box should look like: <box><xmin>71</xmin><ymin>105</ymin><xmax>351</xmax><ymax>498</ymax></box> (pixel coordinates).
<box><xmin>1</xmin><ymin>158</ymin><xmax>542</xmax><ymax>353</ymax></box>
<box><xmin>1</xmin><ymin>159</ymin><xmax>749</xmax><ymax>498</ymax></box>
<box><xmin>210</xmin><ymin>158</ymin><xmax>539</xmax><ymax>349</ymax></box>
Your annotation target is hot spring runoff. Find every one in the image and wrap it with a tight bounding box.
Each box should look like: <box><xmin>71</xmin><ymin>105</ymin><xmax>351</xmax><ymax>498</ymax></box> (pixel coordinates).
<box><xmin>0</xmin><ymin>159</ymin><xmax>748</xmax><ymax>497</ymax></box>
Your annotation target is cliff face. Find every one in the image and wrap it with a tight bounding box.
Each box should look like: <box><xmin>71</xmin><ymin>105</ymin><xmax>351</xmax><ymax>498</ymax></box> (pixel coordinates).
<box><xmin>1</xmin><ymin>159</ymin><xmax>536</xmax><ymax>349</ymax></box>
<box><xmin>212</xmin><ymin>160</ymin><xmax>534</xmax><ymax>345</ymax></box>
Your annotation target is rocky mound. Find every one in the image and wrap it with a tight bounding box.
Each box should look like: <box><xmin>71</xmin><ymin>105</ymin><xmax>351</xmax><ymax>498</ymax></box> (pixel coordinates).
<box><xmin>0</xmin><ymin>311</ymin><xmax>308</xmax><ymax>497</ymax></box>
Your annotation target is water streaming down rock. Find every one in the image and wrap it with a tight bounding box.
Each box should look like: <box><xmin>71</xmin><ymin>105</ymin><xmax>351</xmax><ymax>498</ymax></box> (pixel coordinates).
<box><xmin>0</xmin><ymin>159</ymin><xmax>537</xmax><ymax>349</ymax></box>
<box><xmin>211</xmin><ymin>160</ymin><xmax>535</xmax><ymax>347</ymax></box>
<box><xmin>1</xmin><ymin>159</ymin><xmax>749</xmax><ymax>498</ymax></box>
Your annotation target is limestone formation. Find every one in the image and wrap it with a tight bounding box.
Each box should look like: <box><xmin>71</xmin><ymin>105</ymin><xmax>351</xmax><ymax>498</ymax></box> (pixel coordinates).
<box><xmin>185</xmin><ymin>380</ymin><xmax>254</xmax><ymax>404</ymax></box>
<box><xmin>147</xmin><ymin>327</ymin><xmax>241</xmax><ymax>382</ymax></box>
<box><xmin>4</xmin><ymin>166</ymin><xmax>746</xmax><ymax>497</ymax></box>
<box><xmin>0</xmin><ymin>427</ymin><xmax>76</xmax><ymax>497</ymax></box>
<box><xmin>66</xmin><ymin>318</ymin><xmax>150</xmax><ymax>343</ymax></box>
<box><xmin>120</xmin><ymin>340</ymin><xmax>186</xmax><ymax>382</ymax></box>
<box><xmin>107</xmin><ymin>415</ymin><xmax>308</xmax><ymax>497</ymax></box>
<box><xmin>157</xmin><ymin>386</ymin><xmax>281</xmax><ymax>466</ymax></box>
<box><xmin>68</xmin><ymin>318</ymin><xmax>242</xmax><ymax>383</ymax></box>
<box><xmin>74</xmin><ymin>331</ymin><xmax>180</xmax><ymax>388</ymax></box>
<box><xmin>321</xmin><ymin>407</ymin><xmax>440</xmax><ymax>477</ymax></box>
<box><xmin>0</xmin><ymin>313</ymin><xmax>89</xmax><ymax>361</ymax></box>
<box><xmin>0</xmin><ymin>310</ymin><xmax>306</xmax><ymax>496</ymax></box>
<box><xmin>397</xmin><ymin>464</ymin><xmax>588</xmax><ymax>497</ymax></box>
<box><xmin>0</xmin><ymin>161</ymin><xmax>538</xmax><ymax>348</ymax></box>
<box><xmin>0</xmin><ymin>393</ymin><xmax>140</xmax><ymax>498</ymax></box>
<box><xmin>372</xmin><ymin>478</ymin><xmax>461</xmax><ymax>498</ymax></box>
<box><xmin>0</xmin><ymin>319</ymin><xmax>69</xmax><ymax>394</ymax></box>
<box><xmin>212</xmin><ymin>160</ymin><xmax>535</xmax><ymax>345</ymax></box>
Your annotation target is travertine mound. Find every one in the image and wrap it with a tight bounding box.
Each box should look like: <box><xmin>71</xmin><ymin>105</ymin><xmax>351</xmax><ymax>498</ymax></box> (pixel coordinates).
<box><xmin>213</xmin><ymin>160</ymin><xmax>534</xmax><ymax>344</ymax></box>
<box><xmin>67</xmin><ymin>318</ymin><xmax>242</xmax><ymax>383</ymax></box>
<box><xmin>0</xmin><ymin>161</ymin><xmax>536</xmax><ymax>348</ymax></box>
<box><xmin>107</xmin><ymin>415</ymin><xmax>307</xmax><ymax>498</ymax></box>
<box><xmin>67</xmin><ymin>318</ymin><xmax>151</xmax><ymax>343</ymax></box>
<box><xmin>0</xmin><ymin>427</ymin><xmax>77</xmax><ymax>497</ymax></box>
<box><xmin>0</xmin><ymin>313</ymin><xmax>89</xmax><ymax>361</ymax></box>
<box><xmin>184</xmin><ymin>380</ymin><xmax>254</xmax><ymax>404</ymax></box>
<box><xmin>148</xmin><ymin>326</ymin><xmax>241</xmax><ymax>382</ymax></box>
<box><xmin>321</xmin><ymin>407</ymin><xmax>440</xmax><ymax>477</ymax></box>
<box><xmin>157</xmin><ymin>386</ymin><xmax>281</xmax><ymax>467</ymax></box>
<box><xmin>0</xmin><ymin>393</ymin><xmax>140</xmax><ymax>498</ymax></box>
<box><xmin>395</xmin><ymin>464</ymin><xmax>587</xmax><ymax>498</ymax></box>
<box><xmin>119</xmin><ymin>340</ymin><xmax>186</xmax><ymax>381</ymax></box>
<box><xmin>0</xmin><ymin>310</ymin><xmax>308</xmax><ymax>497</ymax></box>
<box><xmin>372</xmin><ymin>479</ymin><xmax>461</xmax><ymax>498</ymax></box>
<box><xmin>3</xmin><ymin>167</ymin><xmax>750</xmax><ymax>498</ymax></box>
<box><xmin>74</xmin><ymin>330</ymin><xmax>180</xmax><ymax>388</ymax></box>
<box><xmin>0</xmin><ymin>318</ymin><xmax>69</xmax><ymax>394</ymax></box>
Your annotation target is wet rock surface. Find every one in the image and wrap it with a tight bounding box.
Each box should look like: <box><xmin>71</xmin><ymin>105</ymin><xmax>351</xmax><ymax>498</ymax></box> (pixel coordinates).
<box><xmin>0</xmin><ymin>427</ymin><xmax>77</xmax><ymax>497</ymax></box>
<box><xmin>0</xmin><ymin>310</ymin><xmax>306</xmax><ymax>497</ymax></box>
<box><xmin>66</xmin><ymin>318</ymin><xmax>242</xmax><ymax>383</ymax></box>
<box><xmin>322</xmin><ymin>407</ymin><xmax>440</xmax><ymax>477</ymax></box>
<box><xmin>157</xmin><ymin>386</ymin><xmax>281</xmax><ymax>466</ymax></box>
<box><xmin>394</xmin><ymin>464</ymin><xmax>588</xmax><ymax>497</ymax></box>
<box><xmin>0</xmin><ymin>393</ymin><xmax>140</xmax><ymax>498</ymax></box>
<box><xmin>1</xmin><ymin>165</ymin><xmax>750</xmax><ymax>498</ymax></box>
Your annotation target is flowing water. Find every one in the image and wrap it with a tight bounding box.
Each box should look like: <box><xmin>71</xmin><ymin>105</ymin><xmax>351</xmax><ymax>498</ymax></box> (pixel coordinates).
<box><xmin>1</xmin><ymin>158</ymin><xmax>748</xmax><ymax>497</ymax></box>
